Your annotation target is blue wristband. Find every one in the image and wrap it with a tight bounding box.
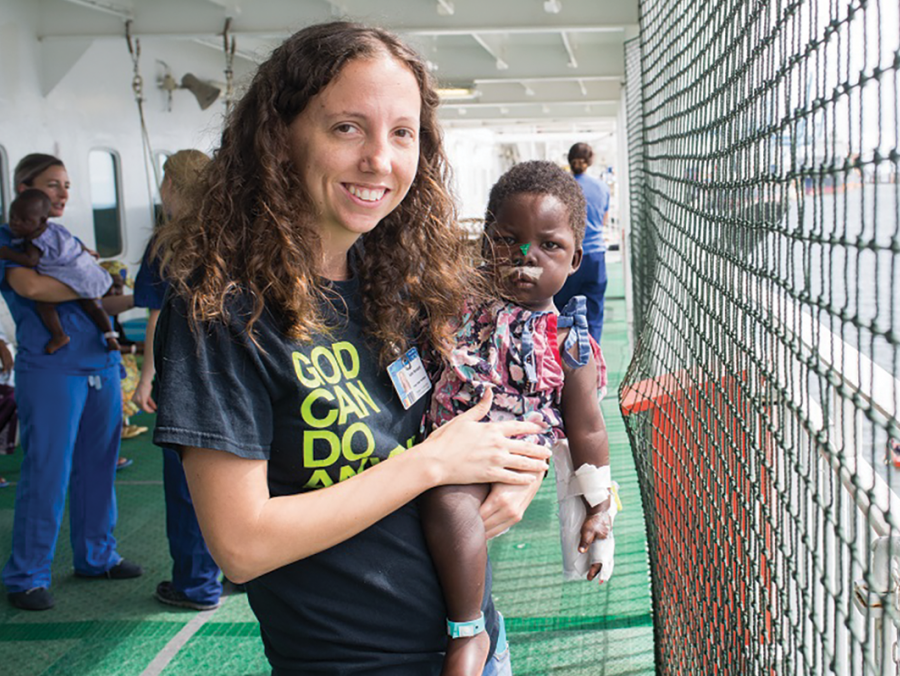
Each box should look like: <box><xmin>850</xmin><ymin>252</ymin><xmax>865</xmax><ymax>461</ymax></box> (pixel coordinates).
<box><xmin>447</xmin><ymin>611</ymin><xmax>486</xmax><ymax>639</ymax></box>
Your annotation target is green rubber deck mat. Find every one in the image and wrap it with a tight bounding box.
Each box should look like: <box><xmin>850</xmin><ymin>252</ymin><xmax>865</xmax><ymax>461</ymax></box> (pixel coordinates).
<box><xmin>0</xmin><ymin>255</ymin><xmax>654</xmax><ymax>675</ymax></box>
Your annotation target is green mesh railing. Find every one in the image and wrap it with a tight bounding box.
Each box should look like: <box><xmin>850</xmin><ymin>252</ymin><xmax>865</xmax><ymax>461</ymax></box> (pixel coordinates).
<box><xmin>621</xmin><ymin>0</ymin><xmax>900</xmax><ymax>673</ymax></box>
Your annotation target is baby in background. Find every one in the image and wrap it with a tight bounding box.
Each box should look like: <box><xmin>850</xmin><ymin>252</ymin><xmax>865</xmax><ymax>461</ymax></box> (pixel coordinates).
<box><xmin>423</xmin><ymin>160</ymin><xmax>617</xmax><ymax>676</ymax></box>
<box><xmin>0</xmin><ymin>189</ymin><xmax>119</xmax><ymax>354</ymax></box>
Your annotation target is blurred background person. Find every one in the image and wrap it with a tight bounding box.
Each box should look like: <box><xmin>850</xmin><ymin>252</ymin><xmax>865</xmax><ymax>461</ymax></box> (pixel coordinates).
<box><xmin>133</xmin><ymin>149</ymin><xmax>221</xmax><ymax>611</ymax></box>
<box><xmin>0</xmin><ymin>153</ymin><xmax>142</xmax><ymax>612</ymax></box>
<box><xmin>554</xmin><ymin>142</ymin><xmax>610</xmax><ymax>345</ymax></box>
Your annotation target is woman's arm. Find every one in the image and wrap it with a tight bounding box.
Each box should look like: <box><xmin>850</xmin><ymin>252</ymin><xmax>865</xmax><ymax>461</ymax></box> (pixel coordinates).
<box><xmin>101</xmin><ymin>294</ymin><xmax>134</xmax><ymax>316</ymax></box>
<box><xmin>132</xmin><ymin>309</ymin><xmax>160</xmax><ymax>412</ymax></box>
<box><xmin>184</xmin><ymin>391</ymin><xmax>551</xmax><ymax>583</ymax></box>
<box><xmin>5</xmin><ymin>267</ymin><xmax>79</xmax><ymax>303</ymax></box>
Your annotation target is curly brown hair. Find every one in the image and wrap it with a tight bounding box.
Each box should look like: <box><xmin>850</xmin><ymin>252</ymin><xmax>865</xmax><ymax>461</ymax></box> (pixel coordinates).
<box><xmin>155</xmin><ymin>21</ymin><xmax>477</xmax><ymax>365</ymax></box>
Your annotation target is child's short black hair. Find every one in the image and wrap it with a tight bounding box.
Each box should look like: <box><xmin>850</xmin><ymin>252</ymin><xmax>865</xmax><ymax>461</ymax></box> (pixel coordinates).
<box><xmin>11</xmin><ymin>189</ymin><xmax>51</xmax><ymax>217</ymax></box>
<box><xmin>484</xmin><ymin>160</ymin><xmax>587</xmax><ymax>246</ymax></box>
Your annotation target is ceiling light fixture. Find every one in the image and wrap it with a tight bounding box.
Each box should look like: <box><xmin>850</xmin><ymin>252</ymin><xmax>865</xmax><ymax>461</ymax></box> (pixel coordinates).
<box><xmin>437</xmin><ymin>86</ymin><xmax>480</xmax><ymax>100</ymax></box>
<box><xmin>544</xmin><ymin>0</ymin><xmax>562</xmax><ymax>13</ymax></box>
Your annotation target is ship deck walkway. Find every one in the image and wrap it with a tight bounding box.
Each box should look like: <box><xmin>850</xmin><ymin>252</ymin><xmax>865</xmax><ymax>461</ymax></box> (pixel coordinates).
<box><xmin>0</xmin><ymin>254</ymin><xmax>655</xmax><ymax>676</ymax></box>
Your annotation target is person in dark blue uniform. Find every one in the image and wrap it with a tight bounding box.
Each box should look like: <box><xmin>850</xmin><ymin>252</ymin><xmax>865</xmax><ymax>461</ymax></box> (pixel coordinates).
<box><xmin>1</xmin><ymin>153</ymin><xmax>142</xmax><ymax>612</ymax></box>
<box><xmin>554</xmin><ymin>142</ymin><xmax>611</xmax><ymax>345</ymax></box>
<box><xmin>133</xmin><ymin>149</ymin><xmax>221</xmax><ymax>611</ymax></box>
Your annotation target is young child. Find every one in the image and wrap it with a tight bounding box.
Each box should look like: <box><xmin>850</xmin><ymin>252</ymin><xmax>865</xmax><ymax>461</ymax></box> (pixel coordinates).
<box><xmin>0</xmin><ymin>189</ymin><xmax>119</xmax><ymax>354</ymax></box>
<box><xmin>423</xmin><ymin>161</ymin><xmax>617</xmax><ymax>676</ymax></box>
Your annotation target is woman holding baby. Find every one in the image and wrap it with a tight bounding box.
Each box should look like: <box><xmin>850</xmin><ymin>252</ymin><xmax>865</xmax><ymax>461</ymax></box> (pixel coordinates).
<box><xmin>0</xmin><ymin>153</ymin><xmax>142</xmax><ymax>612</ymax></box>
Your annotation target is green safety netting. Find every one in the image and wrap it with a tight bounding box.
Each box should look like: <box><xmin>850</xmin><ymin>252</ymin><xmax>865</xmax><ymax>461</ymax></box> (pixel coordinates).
<box><xmin>622</xmin><ymin>0</ymin><xmax>899</xmax><ymax>673</ymax></box>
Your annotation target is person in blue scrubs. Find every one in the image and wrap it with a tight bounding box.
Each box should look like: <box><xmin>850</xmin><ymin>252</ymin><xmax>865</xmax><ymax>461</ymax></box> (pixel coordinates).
<box><xmin>554</xmin><ymin>142</ymin><xmax>611</xmax><ymax>345</ymax></box>
<box><xmin>1</xmin><ymin>153</ymin><xmax>142</xmax><ymax>612</ymax></box>
<box><xmin>132</xmin><ymin>150</ymin><xmax>221</xmax><ymax>611</ymax></box>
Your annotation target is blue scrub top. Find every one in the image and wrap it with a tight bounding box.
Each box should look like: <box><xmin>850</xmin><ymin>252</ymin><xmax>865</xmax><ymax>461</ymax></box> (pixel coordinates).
<box><xmin>574</xmin><ymin>172</ymin><xmax>610</xmax><ymax>255</ymax></box>
<box><xmin>0</xmin><ymin>225</ymin><xmax>121</xmax><ymax>375</ymax></box>
<box><xmin>133</xmin><ymin>240</ymin><xmax>168</xmax><ymax>311</ymax></box>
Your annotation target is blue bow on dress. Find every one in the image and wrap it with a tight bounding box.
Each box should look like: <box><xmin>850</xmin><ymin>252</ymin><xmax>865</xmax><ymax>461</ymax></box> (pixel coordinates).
<box><xmin>519</xmin><ymin>295</ymin><xmax>591</xmax><ymax>383</ymax></box>
<box><xmin>557</xmin><ymin>296</ymin><xmax>591</xmax><ymax>369</ymax></box>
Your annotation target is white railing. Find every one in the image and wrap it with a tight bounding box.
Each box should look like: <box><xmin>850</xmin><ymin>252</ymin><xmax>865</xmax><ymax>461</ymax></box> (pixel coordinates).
<box><xmin>762</xmin><ymin>285</ymin><xmax>900</xmax><ymax>675</ymax></box>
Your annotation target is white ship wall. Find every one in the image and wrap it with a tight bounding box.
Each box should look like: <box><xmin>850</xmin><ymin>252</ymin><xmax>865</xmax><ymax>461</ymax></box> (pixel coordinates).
<box><xmin>0</xmin><ymin>0</ymin><xmax>621</xmax><ymax>266</ymax></box>
<box><xmin>0</xmin><ymin>0</ymin><xmax>242</xmax><ymax>268</ymax></box>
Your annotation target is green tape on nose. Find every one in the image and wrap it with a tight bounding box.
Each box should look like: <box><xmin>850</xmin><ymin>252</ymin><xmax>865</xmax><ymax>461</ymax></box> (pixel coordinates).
<box><xmin>519</xmin><ymin>244</ymin><xmax>531</xmax><ymax>256</ymax></box>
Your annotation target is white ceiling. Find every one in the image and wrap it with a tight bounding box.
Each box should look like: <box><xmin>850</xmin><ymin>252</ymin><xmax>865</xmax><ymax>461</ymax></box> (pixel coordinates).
<box><xmin>39</xmin><ymin>0</ymin><xmax>639</xmax><ymax>132</ymax></box>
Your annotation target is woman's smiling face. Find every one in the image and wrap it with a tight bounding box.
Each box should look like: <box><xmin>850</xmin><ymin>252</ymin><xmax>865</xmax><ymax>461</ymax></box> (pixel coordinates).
<box><xmin>22</xmin><ymin>164</ymin><xmax>70</xmax><ymax>218</ymax></box>
<box><xmin>287</xmin><ymin>53</ymin><xmax>421</xmax><ymax>260</ymax></box>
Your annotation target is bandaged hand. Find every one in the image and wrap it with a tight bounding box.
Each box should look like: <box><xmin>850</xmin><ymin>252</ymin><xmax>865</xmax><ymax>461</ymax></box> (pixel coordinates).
<box><xmin>579</xmin><ymin>508</ymin><xmax>614</xmax><ymax>583</ymax></box>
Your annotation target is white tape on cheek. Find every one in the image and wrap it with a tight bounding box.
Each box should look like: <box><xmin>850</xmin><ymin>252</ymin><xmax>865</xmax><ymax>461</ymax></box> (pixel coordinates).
<box><xmin>574</xmin><ymin>464</ymin><xmax>611</xmax><ymax>508</ymax></box>
<box><xmin>501</xmin><ymin>265</ymin><xmax>543</xmax><ymax>282</ymax></box>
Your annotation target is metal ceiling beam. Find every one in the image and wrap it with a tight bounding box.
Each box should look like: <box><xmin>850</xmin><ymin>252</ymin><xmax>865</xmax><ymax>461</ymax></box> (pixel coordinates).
<box><xmin>57</xmin><ymin>0</ymin><xmax>133</xmax><ymax>19</ymax></box>
<box><xmin>430</xmin><ymin>44</ymin><xmax>624</xmax><ymax>81</ymax></box>
<box><xmin>41</xmin><ymin>0</ymin><xmax>638</xmax><ymax>40</ymax></box>
<box><xmin>473</xmin><ymin>75</ymin><xmax>620</xmax><ymax>84</ymax></box>
<box><xmin>435</xmin><ymin>0</ymin><xmax>455</xmax><ymax>15</ymax></box>
<box><xmin>404</xmin><ymin>25</ymin><xmax>625</xmax><ymax>36</ymax></box>
<box><xmin>560</xmin><ymin>31</ymin><xmax>577</xmax><ymax>69</ymax></box>
<box><xmin>441</xmin><ymin>99</ymin><xmax>617</xmax><ymax>109</ymax></box>
<box><xmin>470</xmin><ymin>34</ymin><xmax>508</xmax><ymax>71</ymax></box>
<box><xmin>39</xmin><ymin>24</ymin><xmax>626</xmax><ymax>40</ymax></box>
<box><xmin>473</xmin><ymin>80</ymin><xmax>622</xmax><ymax>103</ymax></box>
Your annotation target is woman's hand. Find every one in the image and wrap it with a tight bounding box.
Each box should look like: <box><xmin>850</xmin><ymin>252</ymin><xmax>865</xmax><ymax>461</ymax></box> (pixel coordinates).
<box><xmin>421</xmin><ymin>389</ymin><xmax>551</xmax><ymax>487</ymax></box>
<box><xmin>480</xmin><ymin>472</ymin><xmax>544</xmax><ymax>539</ymax></box>
<box><xmin>132</xmin><ymin>376</ymin><xmax>156</xmax><ymax>413</ymax></box>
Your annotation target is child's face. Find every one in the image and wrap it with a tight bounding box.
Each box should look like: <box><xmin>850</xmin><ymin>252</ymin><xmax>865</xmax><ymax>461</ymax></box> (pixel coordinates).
<box><xmin>9</xmin><ymin>202</ymin><xmax>49</xmax><ymax>240</ymax></box>
<box><xmin>106</xmin><ymin>276</ymin><xmax>125</xmax><ymax>297</ymax></box>
<box><xmin>487</xmin><ymin>193</ymin><xmax>582</xmax><ymax>313</ymax></box>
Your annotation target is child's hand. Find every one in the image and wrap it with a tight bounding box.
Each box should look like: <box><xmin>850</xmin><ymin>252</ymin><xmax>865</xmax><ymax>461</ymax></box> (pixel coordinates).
<box><xmin>0</xmin><ymin>340</ymin><xmax>13</xmax><ymax>374</ymax></box>
<box><xmin>579</xmin><ymin>509</ymin><xmax>613</xmax><ymax>583</ymax></box>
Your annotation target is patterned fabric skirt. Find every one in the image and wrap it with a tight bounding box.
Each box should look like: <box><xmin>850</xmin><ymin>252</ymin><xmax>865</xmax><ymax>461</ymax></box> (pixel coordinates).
<box><xmin>120</xmin><ymin>354</ymin><xmax>140</xmax><ymax>420</ymax></box>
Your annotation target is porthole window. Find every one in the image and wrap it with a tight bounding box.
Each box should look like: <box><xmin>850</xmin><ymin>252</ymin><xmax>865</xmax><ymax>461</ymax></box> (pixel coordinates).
<box><xmin>154</xmin><ymin>151</ymin><xmax>171</xmax><ymax>227</ymax></box>
<box><xmin>89</xmin><ymin>149</ymin><xmax>123</xmax><ymax>257</ymax></box>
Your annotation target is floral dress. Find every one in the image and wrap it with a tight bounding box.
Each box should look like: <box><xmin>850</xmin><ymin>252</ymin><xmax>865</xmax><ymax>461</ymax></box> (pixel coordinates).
<box><xmin>429</xmin><ymin>295</ymin><xmax>615</xmax><ymax>582</ymax></box>
<box><xmin>429</xmin><ymin>296</ymin><xmax>606</xmax><ymax>443</ymax></box>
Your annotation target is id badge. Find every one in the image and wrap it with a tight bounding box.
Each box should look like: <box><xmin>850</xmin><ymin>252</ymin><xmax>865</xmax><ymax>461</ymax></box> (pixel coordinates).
<box><xmin>388</xmin><ymin>347</ymin><xmax>432</xmax><ymax>410</ymax></box>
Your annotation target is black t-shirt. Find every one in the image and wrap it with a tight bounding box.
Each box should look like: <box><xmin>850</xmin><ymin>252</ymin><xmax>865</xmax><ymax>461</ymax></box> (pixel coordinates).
<box><xmin>154</xmin><ymin>277</ymin><xmax>498</xmax><ymax>675</ymax></box>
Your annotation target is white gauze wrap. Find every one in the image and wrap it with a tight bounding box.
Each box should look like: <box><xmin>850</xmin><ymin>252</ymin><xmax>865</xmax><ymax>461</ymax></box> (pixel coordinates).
<box><xmin>552</xmin><ymin>439</ymin><xmax>618</xmax><ymax>582</ymax></box>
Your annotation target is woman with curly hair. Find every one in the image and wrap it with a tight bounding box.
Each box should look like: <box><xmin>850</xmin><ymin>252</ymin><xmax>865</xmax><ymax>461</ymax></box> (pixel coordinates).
<box><xmin>151</xmin><ymin>21</ymin><xmax>549</xmax><ymax>675</ymax></box>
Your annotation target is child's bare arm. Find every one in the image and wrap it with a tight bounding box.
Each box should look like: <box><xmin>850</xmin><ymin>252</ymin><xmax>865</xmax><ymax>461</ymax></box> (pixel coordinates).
<box><xmin>0</xmin><ymin>243</ymin><xmax>40</xmax><ymax>267</ymax></box>
<box><xmin>421</xmin><ymin>484</ymin><xmax>490</xmax><ymax>619</ymax></box>
<box><xmin>421</xmin><ymin>484</ymin><xmax>493</xmax><ymax>672</ymax></box>
<box><xmin>560</xmin><ymin>340</ymin><xmax>613</xmax><ymax>582</ymax></box>
<box><xmin>22</xmin><ymin>242</ymin><xmax>43</xmax><ymax>267</ymax></box>
<box><xmin>560</xmin><ymin>346</ymin><xmax>610</xmax><ymax>474</ymax></box>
